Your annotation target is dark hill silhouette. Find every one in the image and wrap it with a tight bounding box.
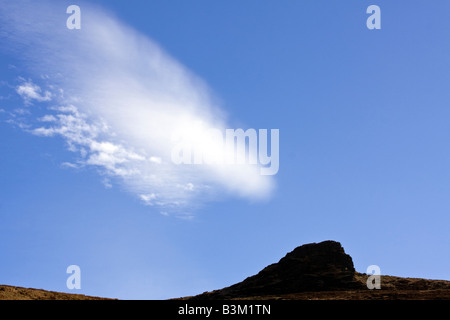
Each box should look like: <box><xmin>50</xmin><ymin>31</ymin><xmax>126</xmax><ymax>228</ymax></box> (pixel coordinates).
<box><xmin>191</xmin><ymin>240</ymin><xmax>364</xmax><ymax>299</ymax></box>
<box><xmin>183</xmin><ymin>240</ymin><xmax>450</xmax><ymax>300</ymax></box>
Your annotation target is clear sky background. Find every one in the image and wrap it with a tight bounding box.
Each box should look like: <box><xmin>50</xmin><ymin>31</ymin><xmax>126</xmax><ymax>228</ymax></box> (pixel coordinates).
<box><xmin>0</xmin><ymin>0</ymin><xmax>449</xmax><ymax>299</ymax></box>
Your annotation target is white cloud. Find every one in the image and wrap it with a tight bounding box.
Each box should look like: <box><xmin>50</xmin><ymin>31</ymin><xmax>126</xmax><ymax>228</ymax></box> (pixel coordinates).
<box><xmin>149</xmin><ymin>156</ymin><xmax>162</xmax><ymax>164</ymax></box>
<box><xmin>102</xmin><ymin>178</ymin><xmax>113</xmax><ymax>189</ymax></box>
<box><xmin>31</xmin><ymin>127</ymin><xmax>57</xmax><ymax>137</ymax></box>
<box><xmin>140</xmin><ymin>193</ymin><xmax>157</xmax><ymax>206</ymax></box>
<box><xmin>38</xmin><ymin>115</ymin><xmax>57</xmax><ymax>122</ymax></box>
<box><xmin>61</xmin><ymin>162</ymin><xmax>80</xmax><ymax>169</ymax></box>
<box><xmin>12</xmin><ymin>108</ymin><xmax>30</xmax><ymax>115</ymax></box>
<box><xmin>16</xmin><ymin>80</ymin><xmax>51</xmax><ymax>104</ymax></box>
<box><xmin>0</xmin><ymin>1</ymin><xmax>276</xmax><ymax>213</ymax></box>
<box><xmin>5</xmin><ymin>118</ymin><xmax>30</xmax><ymax>129</ymax></box>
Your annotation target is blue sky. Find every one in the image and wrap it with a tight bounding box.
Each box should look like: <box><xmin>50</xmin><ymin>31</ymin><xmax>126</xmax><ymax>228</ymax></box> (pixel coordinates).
<box><xmin>0</xmin><ymin>0</ymin><xmax>449</xmax><ymax>299</ymax></box>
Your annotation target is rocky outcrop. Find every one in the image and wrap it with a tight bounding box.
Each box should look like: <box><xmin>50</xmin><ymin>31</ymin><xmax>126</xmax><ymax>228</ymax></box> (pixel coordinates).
<box><xmin>193</xmin><ymin>240</ymin><xmax>364</xmax><ymax>299</ymax></box>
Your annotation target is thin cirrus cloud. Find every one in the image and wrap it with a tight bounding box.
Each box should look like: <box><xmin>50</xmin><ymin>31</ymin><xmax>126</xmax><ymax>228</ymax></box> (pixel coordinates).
<box><xmin>0</xmin><ymin>0</ymin><xmax>275</xmax><ymax>214</ymax></box>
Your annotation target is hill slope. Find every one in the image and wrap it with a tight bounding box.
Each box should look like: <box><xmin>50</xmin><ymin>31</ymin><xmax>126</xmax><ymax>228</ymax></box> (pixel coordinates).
<box><xmin>0</xmin><ymin>285</ymin><xmax>113</xmax><ymax>300</ymax></box>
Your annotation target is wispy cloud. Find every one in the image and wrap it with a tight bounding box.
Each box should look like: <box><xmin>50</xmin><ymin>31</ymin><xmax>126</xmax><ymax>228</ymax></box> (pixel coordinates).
<box><xmin>16</xmin><ymin>79</ymin><xmax>52</xmax><ymax>104</ymax></box>
<box><xmin>0</xmin><ymin>0</ymin><xmax>275</xmax><ymax>214</ymax></box>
